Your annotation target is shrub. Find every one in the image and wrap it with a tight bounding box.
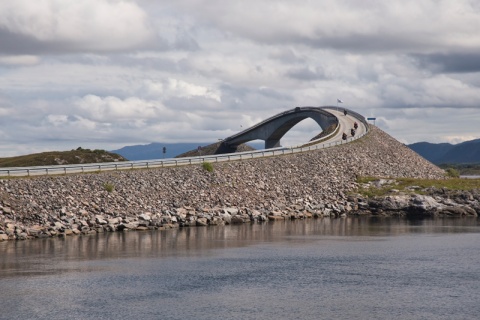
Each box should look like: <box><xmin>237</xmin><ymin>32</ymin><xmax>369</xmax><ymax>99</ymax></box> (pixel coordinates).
<box><xmin>202</xmin><ymin>162</ymin><xmax>214</xmax><ymax>172</ymax></box>
<box><xmin>103</xmin><ymin>182</ymin><xmax>115</xmax><ymax>192</ymax></box>
<box><xmin>445</xmin><ymin>168</ymin><xmax>460</xmax><ymax>178</ymax></box>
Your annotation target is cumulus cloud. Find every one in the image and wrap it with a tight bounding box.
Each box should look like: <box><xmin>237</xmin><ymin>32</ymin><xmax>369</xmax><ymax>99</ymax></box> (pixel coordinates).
<box><xmin>0</xmin><ymin>0</ymin><xmax>155</xmax><ymax>53</ymax></box>
<box><xmin>0</xmin><ymin>55</ymin><xmax>40</xmax><ymax>66</ymax></box>
<box><xmin>413</xmin><ymin>52</ymin><xmax>480</xmax><ymax>74</ymax></box>
<box><xmin>74</xmin><ymin>95</ymin><xmax>164</xmax><ymax>122</ymax></box>
<box><xmin>169</xmin><ymin>0</ymin><xmax>480</xmax><ymax>53</ymax></box>
<box><xmin>144</xmin><ymin>79</ymin><xmax>221</xmax><ymax>102</ymax></box>
<box><xmin>1</xmin><ymin>0</ymin><xmax>480</xmax><ymax>156</ymax></box>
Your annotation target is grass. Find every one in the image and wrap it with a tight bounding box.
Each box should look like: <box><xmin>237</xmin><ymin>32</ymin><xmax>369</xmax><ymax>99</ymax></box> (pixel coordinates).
<box><xmin>202</xmin><ymin>161</ymin><xmax>214</xmax><ymax>172</ymax></box>
<box><xmin>356</xmin><ymin>176</ymin><xmax>480</xmax><ymax>197</ymax></box>
<box><xmin>103</xmin><ymin>182</ymin><xmax>115</xmax><ymax>192</ymax></box>
<box><xmin>439</xmin><ymin>163</ymin><xmax>480</xmax><ymax>176</ymax></box>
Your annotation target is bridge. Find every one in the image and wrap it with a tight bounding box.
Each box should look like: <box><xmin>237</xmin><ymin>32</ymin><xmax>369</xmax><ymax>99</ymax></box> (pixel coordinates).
<box><xmin>0</xmin><ymin>106</ymin><xmax>368</xmax><ymax>177</ymax></box>
<box><xmin>220</xmin><ymin>106</ymin><xmax>366</xmax><ymax>152</ymax></box>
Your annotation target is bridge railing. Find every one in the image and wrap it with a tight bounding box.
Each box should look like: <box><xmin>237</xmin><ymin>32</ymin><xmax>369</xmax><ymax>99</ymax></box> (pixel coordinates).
<box><xmin>224</xmin><ymin>106</ymin><xmax>338</xmax><ymax>142</ymax></box>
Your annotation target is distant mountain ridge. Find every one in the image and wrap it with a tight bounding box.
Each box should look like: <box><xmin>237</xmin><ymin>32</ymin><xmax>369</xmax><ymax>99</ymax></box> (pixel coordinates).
<box><xmin>409</xmin><ymin>138</ymin><xmax>480</xmax><ymax>164</ymax></box>
<box><xmin>111</xmin><ymin>143</ymin><xmax>207</xmax><ymax>161</ymax></box>
<box><xmin>111</xmin><ymin>141</ymin><xmax>266</xmax><ymax>160</ymax></box>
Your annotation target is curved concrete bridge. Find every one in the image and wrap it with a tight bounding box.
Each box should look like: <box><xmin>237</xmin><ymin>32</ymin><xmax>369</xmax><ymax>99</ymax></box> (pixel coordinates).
<box><xmin>0</xmin><ymin>106</ymin><xmax>367</xmax><ymax>177</ymax></box>
<box><xmin>220</xmin><ymin>106</ymin><xmax>366</xmax><ymax>152</ymax></box>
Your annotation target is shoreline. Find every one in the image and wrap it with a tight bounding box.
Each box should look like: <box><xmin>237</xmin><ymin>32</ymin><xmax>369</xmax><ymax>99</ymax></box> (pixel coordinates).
<box><xmin>2</xmin><ymin>187</ymin><xmax>479</xmax><ymax>242</ymax></box>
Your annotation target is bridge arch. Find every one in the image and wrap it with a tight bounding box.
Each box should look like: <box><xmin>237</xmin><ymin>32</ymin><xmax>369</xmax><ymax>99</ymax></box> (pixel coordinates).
<box><xmin>221</xmin><ymin>106</ymin><xmax>338</xmax><ymax>152</ymax></box>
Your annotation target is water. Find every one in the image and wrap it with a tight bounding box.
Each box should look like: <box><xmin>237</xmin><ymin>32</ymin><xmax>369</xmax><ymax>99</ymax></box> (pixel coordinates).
<box><xmin>1</xmin><ymin>217</ymin><xmax>480</xmax><ymax>320</ymax></box>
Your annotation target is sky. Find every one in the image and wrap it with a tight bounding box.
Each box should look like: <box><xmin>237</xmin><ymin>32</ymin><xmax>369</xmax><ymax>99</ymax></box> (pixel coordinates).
<box><xmin>1</xmin><ymin>0</ymin><xmax>480</xmax><ymax>156</ymax></box>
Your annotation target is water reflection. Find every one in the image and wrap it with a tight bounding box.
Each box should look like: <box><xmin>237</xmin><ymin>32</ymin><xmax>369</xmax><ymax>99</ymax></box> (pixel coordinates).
<box><xmin>1</xmin><ymin>216</ymin><xmax>479</xmax><ymax>278</ymax></box>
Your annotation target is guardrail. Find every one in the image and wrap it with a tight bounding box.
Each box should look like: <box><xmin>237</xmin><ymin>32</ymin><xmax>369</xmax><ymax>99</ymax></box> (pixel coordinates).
<box><xmin>0</xmin><ymin>109</ymin><xmax>369</xmax><ymax>177</ymax></box>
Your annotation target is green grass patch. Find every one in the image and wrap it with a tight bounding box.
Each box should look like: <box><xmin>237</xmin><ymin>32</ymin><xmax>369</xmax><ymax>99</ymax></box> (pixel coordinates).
<box><xmin>356</xmin><ymin>176</ymin><xmax>480</xmax><ymax>197</ymax></box>
<box><xmin>202</xmin><ymin>161</ymin><xmax>214</xmax><ymax>172</ymax></box>
<box><xmin>439</xmin><ymin>163</ymin><xmax>480</xmax><ymax>176</ymax></box>
<box><xmin>103</xmin><ymin>182</ymin><xmax>115</xmax><ymax>192</ymax></box>
<box><xmin>0</xmin><ymin>149</ymin><xmax>127</xmax><ymax>167</ymax></box>
<box><xmin>445</xmin><ymin>167</ymin><xmax>460</xmax><ymax>178</ymax></box>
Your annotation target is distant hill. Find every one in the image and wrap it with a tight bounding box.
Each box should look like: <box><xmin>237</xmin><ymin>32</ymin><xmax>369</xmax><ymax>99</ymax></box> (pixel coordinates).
<box><xmin>0</xmin><ymin>148</ymin><xmax>126</xmax><ymax>167</ymax></box>
<box><xmin>112</xmin><ymin>141</ymin><xmax>266</xmax><ymax>160</ymax></box>
<box><xmin>409</xmin><ymin>138</ymin><xmax>480</xmax><ymax>164</ymax></box>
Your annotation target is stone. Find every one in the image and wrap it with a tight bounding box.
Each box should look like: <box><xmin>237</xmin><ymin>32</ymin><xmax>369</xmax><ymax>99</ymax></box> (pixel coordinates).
<box><xmin>268</xmin><ymin>215</ymin><xmax>285</xmax><ymax>221</ymax></box>
<box><xmin>17</xmin><ymin>232</ymin><xmax>28</xmax><ymax>240</ymax></box>
<box><xmin>231</xmin><ymin>215</ymin><xmax>245</xmax><ymax>224</ymax></box>
<box><xmin>95</xmin><ymin>215</ymin><xmax>108</xmax><ymax>225</ymax></box>
<box><xmin>139</xmin><ymin>213</ymin><xmax>151</xmax><ymax>221</ymax></box>
<box><xmin>225</xmin><ymin>207</ymin><xmax>239</xmax><ymax>215</ymax></box>
<box><xmin>196</xmin><ymin>217</ymin><xmax>208</xmax><ymax>226</ymax></box>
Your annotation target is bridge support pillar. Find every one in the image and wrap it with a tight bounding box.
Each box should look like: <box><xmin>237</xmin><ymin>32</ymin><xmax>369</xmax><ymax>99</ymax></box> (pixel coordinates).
<box><xmin>265</xmin><ymin>139</ymin><xmax>281</xmax><ymax>149</ymax></box>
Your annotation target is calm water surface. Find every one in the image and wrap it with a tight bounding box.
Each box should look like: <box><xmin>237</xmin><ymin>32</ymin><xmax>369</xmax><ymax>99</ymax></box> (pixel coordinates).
<box><xmin>1</xmin><ymin>217</ymin><xmax>480</xmax><ymax>320</ymax></box>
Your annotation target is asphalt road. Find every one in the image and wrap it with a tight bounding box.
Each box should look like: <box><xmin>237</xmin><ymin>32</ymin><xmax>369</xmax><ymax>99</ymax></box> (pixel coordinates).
<box><xmin>323</xmin><ymin>108</ymin><xmax>366</xmax><ymax>144</ymax></box>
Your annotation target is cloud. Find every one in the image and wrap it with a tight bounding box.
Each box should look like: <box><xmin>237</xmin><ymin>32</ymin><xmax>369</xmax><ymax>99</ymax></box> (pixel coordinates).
<box><xmin>0</xmin><ymin>55</ymin><xmax>40</xmax><ymax>66</ymax></box>
<box><xmin>74</xmin><ymin>95</ymin><xmax>163</xmax><ymax>122</ymax></box>
<box><xmin>1</xmin><ymin>0</ymin><xmax>480</xmax><ymax>157</ymax></box>
<box><xmin>169</xmin><ymin>0</ymin><xmax>480</xmax><ymax>53</ymax></box>
<box><xmin>286</xmin><ymin>66</ymin><xmax>326</xmax><ymax>81</ymax></box>
<box><xmin>144</xmin><ymin>79</ymin><xmax>221</xmax><ymax>102</ymax></box>
<box><xmin>0</xmin><ymin>0</ymin><xmax>155</xmax><ymax>54</ymax></box>
<box><xmin>413</xmin><ymin>52</ymin><xmax>480</xmax><ymax>74</ymax></box>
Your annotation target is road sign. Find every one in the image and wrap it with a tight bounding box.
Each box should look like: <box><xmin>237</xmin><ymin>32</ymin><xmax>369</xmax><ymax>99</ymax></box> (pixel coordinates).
<box><xmin>367</xmin><ymin>117</ymin><xmax>376</xmax><ymax>120</ymax></box>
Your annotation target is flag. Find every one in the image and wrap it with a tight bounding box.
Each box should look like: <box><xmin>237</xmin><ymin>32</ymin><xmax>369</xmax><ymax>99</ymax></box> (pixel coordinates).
<box><xmin>337</xmin><ymin>99</ymin><xmax>343</xmax><ymax>103</ymax></box>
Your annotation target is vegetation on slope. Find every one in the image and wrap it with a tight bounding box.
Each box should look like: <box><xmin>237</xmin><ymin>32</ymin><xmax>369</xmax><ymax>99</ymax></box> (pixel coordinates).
<box><xmin>356</xmin><ymin>176</ymin><xmax>480</xmax><ymax>198</ymax></box>
<box><xmin>0</xmin><ymin>147</ymin><xmax>127</xmax><ymax>167</ymax></box>
<box><xmin>439</xmin><ymin>163</ymin><xmax>480</xmax><ymax>176</ymax></box>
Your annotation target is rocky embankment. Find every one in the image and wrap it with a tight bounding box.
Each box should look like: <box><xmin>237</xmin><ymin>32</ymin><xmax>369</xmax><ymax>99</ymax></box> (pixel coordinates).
<box><xmin>0</xmin><ymin>126</ymin><xmax>466</xmax><ymax>241</ymax></box>
<box><xmin>351</xmin><ymin>179</ymin><xmax>479</xmax><ymax>217</ymax></box>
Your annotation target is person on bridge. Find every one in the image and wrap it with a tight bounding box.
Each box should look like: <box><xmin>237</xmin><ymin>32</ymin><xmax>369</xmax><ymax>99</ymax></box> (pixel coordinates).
<box><xmin>351</xmin><ymin>128</ymin><xmax>356</xmax><ymax>137</ymax></box>
<box><xmin>344</xmin><ymin>109</ymin><xmax>347</xmax><ymax>116</ymax></box>
<box><xmin>342</xmin><ymin>132</ymin><xmax>347</xmax><ymax>141</ymax></box>
<box><xmin>354</xmin><ymin>121</ymin><xmax>358</xmax><ymax>130</ymax></box>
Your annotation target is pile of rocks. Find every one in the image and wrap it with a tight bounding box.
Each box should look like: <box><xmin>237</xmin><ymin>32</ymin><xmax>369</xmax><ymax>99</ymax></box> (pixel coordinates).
<box><xmin>0</xmin><ymin>126</ymin><xmax>451</xmax><ymax>241</ymax></box>
<box><xmin>350</xmin><ymin>179</ymin><xmax>480</xmax><ymax>217</ymax></box>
